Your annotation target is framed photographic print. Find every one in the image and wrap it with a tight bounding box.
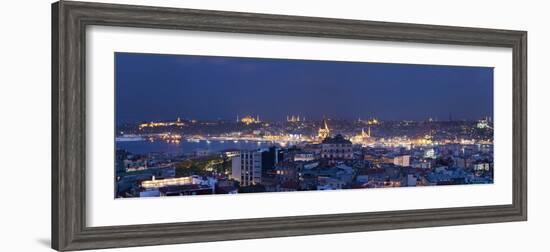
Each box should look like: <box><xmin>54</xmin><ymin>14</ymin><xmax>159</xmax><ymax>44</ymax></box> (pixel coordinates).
<box><xmin>52</xmin><ymin>1</ymin><xmax>527</xmax><ymax>251</ymax></box>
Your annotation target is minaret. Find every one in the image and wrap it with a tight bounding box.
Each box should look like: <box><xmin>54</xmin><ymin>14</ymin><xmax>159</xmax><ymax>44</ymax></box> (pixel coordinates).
<box><xmin>237</xmin><ymin>115</ymin><xmax>239</xmax><ymax>122</ymax></box>
<box><xmin>256</xmin><ymin>115</ymin><xmax>260</xmax><ymax>122</ymax></box>
<box><xmin>318</xmin><ymin>119</ymin><xmax>331</xmax><ymax>140</ymax></box>
<box><xmin>368</xmin><ymin>127</ymin><xmax>371</xmax><ymax>137</ymax></box>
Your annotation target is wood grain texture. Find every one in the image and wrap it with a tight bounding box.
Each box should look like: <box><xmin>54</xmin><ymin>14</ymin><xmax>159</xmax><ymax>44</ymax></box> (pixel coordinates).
<box><xmin>51</xmin><ymin>1</ymin><xmax>528</xmax><ymax>251</ymax></box>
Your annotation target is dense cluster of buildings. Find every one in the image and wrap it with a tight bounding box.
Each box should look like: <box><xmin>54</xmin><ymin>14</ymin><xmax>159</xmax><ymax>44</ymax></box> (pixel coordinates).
<box><xmin>228</xmin><ymin>134</ymin><xmax>492</xmax><ymax>192</ymax></box>
<box><xmin>116</xmin><ymin>118</ymin><xmax>493</xmax><ymax>198</ymax></box>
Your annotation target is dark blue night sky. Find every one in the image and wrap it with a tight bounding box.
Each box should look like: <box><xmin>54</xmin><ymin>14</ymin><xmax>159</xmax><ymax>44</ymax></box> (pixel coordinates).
<box><xmin>115</xmin><ymin>52</ymin><xmax>493</xmax><ymax>124</ymax></box>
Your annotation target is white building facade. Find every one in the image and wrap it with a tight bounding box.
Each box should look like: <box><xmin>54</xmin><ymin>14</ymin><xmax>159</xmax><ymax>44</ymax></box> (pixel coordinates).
<box><xmin>231</xmin><ymin>150</ymin><xmax>263</xmax><ymax>186</ymax></box>
<box><xmin>393</xmin><ymin>155</ymin><xmax>411</xmax><ymax>167</ymax></box>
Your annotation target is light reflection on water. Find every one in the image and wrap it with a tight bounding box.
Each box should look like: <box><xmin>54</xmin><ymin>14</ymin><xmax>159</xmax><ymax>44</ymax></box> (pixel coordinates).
<box><xmin>116</xmin><ymin>139</ymin><xmax>281</xmax><ymax>155</ymax></box>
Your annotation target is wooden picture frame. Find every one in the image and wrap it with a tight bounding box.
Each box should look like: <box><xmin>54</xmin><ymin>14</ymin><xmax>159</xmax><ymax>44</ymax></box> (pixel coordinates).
<box><xmin>52</xmin><ymin>1</ymin><xmax>527</xmax><ymax>251</ymax></box>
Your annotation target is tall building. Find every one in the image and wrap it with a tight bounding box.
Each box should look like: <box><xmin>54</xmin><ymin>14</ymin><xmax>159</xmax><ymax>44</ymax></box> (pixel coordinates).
<box><xmin>261</xmin><ymin>147</ymin><xmax>283</xmax><ymax>177</ymax></box>
<box><xmin>321</xmin><ymin>134</ymin><xmax>353</xmax><ymax>159</ymax></box>
<box><xmin>232</xmin><ymin>150</ymin><xmax>263</xmax><ymax>186</ymax></box>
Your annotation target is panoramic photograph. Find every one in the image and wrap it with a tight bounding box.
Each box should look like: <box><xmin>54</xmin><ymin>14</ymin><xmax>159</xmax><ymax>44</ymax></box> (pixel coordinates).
<box><xmin>114</xmin><ymin>52</ymin><xmax>494</xmax><ymax>198</ymax></box>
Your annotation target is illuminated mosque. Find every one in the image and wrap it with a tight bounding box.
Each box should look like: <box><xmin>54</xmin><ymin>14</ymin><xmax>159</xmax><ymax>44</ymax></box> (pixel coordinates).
<box><xmin>238</xmin><ymin>115</ymin><xmax>261</xmax><ymax>125</ymax></box>
<box><xmin>317</xmin><ymin>120</ymin><xmax>331</xmax><ymax>140</ymax></box>
<box><xmin>351</xmin><ymin>127</ymin><xmax>373</xmax><ymax>144</ymax></box>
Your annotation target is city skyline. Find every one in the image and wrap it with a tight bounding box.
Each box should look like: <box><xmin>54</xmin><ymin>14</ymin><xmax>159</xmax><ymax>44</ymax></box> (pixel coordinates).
<box><xmin>115</xmin><ymin>53</ymin><xmax>494</xmax><ymax>124</ymax></box>
<box><xmin>115</xmin><ymin>52</ymin><xmax>494</xmax><ymax>198</ymax></box>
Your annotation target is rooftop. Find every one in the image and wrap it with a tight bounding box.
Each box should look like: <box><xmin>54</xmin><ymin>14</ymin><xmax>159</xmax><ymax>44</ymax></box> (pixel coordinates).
<box><xmin>322</xmin><ymin>134</ymin><xmax>352</xmax><ymax>144</ymax></box>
